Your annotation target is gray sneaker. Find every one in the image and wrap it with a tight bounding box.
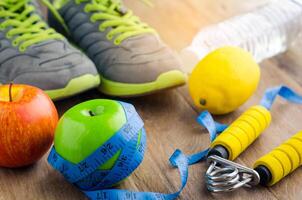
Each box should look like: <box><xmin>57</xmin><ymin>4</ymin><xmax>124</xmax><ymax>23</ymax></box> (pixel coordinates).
<box><xmin>0</xmin><ymin>0</ymin><xmax>100</xmax><ymax>100</ymax></box>
<box><xmin>48</xmin><ymin>0</ymin><xmax>187</xmax><ymax>97</ymax></box>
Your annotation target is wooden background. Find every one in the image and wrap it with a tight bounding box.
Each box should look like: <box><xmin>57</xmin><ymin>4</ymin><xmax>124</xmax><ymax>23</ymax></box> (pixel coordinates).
<box><xmin>1</xmin><ymin>0</ymin><xmax>302</xmax><ymax>199</ymax></box>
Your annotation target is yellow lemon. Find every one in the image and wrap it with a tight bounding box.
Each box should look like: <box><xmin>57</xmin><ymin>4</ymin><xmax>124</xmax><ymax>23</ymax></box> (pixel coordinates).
<box><xmin>189</xmin><ymin>46</ymin><xmax>260</xmax><ymax>115</ymax></box>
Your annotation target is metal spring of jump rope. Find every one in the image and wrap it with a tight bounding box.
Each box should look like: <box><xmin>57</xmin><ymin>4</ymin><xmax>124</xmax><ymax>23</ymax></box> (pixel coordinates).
<box><xmin>205</xmin><ymin>156</ymin><xmax>260</xmax><ymax>193</ymax></box>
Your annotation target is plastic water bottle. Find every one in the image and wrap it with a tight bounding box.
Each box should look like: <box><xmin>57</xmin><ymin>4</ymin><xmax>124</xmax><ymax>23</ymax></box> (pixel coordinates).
<box><xmin>181</xmin><ymin>0</ymin><xmax>302</xmax><ymax>72</ymax></box>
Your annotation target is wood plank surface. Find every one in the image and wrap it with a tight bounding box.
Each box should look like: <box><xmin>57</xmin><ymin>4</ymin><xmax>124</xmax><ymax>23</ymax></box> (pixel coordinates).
<box><xmin>1</xmin><ymin>0</ymin><xmax>302</xmax><ymax>199</ymax></box>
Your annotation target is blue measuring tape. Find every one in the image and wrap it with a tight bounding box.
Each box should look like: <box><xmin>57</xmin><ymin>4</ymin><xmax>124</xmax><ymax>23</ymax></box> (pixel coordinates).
<box><xmin>48</xmin><ymin>101</ymin><xmax>189</xmax><ymax>200</ymax></box>
<box><xmin>48</xmin><ymin>85</ymin><xmax>302</xmax><ymax>199</ymax></box>
<box><xmin>181</xmin><ymin>85</ymin><xmax>302</xmax><ymax>165</ymax></box>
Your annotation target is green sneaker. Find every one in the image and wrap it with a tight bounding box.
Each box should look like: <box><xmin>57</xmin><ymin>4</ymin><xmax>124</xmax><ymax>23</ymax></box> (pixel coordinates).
<box><xmin>0</xmin><ymin>0</ymin><xmax>100</xmax><ymax>100</ymax></box>
<box><xmin>48</xmin><ymin>0</ymin><xmax>187</xmax><ymax>97</ymax></box>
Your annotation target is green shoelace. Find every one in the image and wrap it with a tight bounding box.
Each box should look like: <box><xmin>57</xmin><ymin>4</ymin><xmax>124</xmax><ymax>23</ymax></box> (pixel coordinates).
<box><xmin>54</xmin><ymin>0</ymin><xmax>156</xmax><ymax>45</ymax></box>
<box><xmin>0</xmin><ymin>0</ymin><xmax>62</xmax><ymax>52</ymax></box>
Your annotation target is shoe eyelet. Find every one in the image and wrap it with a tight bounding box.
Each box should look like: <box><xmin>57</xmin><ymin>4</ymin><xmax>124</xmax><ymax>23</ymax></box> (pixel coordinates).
<box><xmin>6</xmin><ymin>33</ymin><xmax>12</xmax><ymax>38</ymax></box>
<box><xmin>19</xmin><ymin>46</ymin><xmax>26</xmax><ymax>52</ymax></box>
<box><xmin>84</xmin><ymin>6</ymin><xmax>89</xmax><ymax>13</ymax></box>
<box><xmin>12</xmin><ymin>40</ymin><xmax>18</xmax><ymax>47</ymax></box>
<box><xmin>106</xmin><ymin>34</ymin><xmax>113</xmax><ymax>40</ymax></box>
<box><xmin>114</xmin><ymin>39</ymin><xmax>121</xmax><ymax>45</ymax></box>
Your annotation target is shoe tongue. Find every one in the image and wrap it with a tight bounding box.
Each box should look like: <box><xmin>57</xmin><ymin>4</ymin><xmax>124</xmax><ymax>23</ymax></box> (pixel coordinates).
<box><xmin>96</xmin><ymin>0</ymin><xmax>127</xmax><ymax>15</ymax></box>
<box><xmin>117</xmin><ymin>5</ymin><xmax>128</xmax><ymax>14</ymax></box>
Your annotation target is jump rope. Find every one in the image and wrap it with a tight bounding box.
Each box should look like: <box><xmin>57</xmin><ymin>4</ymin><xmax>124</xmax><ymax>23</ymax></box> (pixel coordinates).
<box><xmin>201</xmin><ymin>86</ymin><xmax>302</xmax><ymax>192</ymax></box>
<box><xmin>47</xmin><ymin>85</ymin><xmax>302</xmax><ymax>199</ymax></box>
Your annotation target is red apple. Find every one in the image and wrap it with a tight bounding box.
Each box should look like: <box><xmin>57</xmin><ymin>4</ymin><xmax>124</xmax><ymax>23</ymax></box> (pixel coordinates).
<box><xmin>0</xmin><ymin>84</ymin><xmax>58</xmax><ymax>167</ymax></box>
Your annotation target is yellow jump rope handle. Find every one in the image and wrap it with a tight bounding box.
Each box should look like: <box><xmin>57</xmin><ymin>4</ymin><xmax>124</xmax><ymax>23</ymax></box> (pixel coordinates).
<box><xmin>211</xmin><ymin>105</ymin><xmax>272</xmax><ymax>160</ymax></box>
<box><xmin>254</xmin><ymin>131</ymin><xmax>302</xmax><ymax>186</ymax></box>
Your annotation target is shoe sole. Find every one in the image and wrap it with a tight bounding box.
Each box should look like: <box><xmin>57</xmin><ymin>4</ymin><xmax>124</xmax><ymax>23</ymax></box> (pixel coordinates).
<box><xmin>99</xmin><ymin>70</ymin><xmax>187</xmax><ymax>97</ymax></box>
<box><xmin>45</xmin><ymin>74</ymin><xmax>100</xmax><ymax>100</ymax></box>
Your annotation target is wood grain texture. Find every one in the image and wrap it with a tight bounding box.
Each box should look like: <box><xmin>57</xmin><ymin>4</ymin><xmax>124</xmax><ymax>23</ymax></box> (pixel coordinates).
<box><xmin>1</xmin><ymin>0</ymin><xmax>302</xmax><ymax>199</ymax></box>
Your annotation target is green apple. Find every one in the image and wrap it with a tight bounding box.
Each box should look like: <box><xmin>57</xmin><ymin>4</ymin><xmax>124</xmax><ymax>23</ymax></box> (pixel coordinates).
<box><xmin>54</xmin><ymin>99</ymin><xmax>141</xmax><ymax>170</ymax></box>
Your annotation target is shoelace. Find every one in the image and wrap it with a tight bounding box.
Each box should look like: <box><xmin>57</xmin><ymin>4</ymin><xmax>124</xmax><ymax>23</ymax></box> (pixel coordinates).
<box><xmin>75</xmin><ymin>0</ymin><xmax>156</xmax><ymax>45</ymax></box>
<box><xmin>0</xmin><ymin>0</ymin><xmax>62</xmax><ymax>52</ymax></box>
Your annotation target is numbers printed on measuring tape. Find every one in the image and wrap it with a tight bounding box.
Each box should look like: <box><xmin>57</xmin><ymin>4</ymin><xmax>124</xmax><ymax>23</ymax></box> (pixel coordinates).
<box><xmin>78</xmin><ymin>162</ymin><xmax>90</xmax><ymax>173</ymax></box>
<box><xmin>96</xmin><ymin>193</ymin><xmax>105</xmax><ymax>200</ymax></box>
<box><xmin>138</xmin><ymin>143</ymin><xmax>144</xmax><ymax>153</ymax></box>
<box><xmin>124</xmin><ymin>123</ymin><xmax>133</xmax><ymax>134</ymax></box>
<box><xmin>100</xmin><ymin>143</ymin><xmax>113</xmax><ymax>155</ymax></box>
<box><xmin>51</xmin><ymin>152</ymin><xmax>58</xmax><ymax>162</ymax></box>
<box><xmin>117</xmin><ymin>155</ymin><xmax>128</xmax><ymax>168</ymax></box>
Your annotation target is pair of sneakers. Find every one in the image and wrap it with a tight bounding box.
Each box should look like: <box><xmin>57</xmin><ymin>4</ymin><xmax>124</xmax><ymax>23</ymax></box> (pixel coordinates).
<box><xmin>0</xmin><ymin>0</ymin><xmax>186</xmax><ymax>100</ymax></box>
